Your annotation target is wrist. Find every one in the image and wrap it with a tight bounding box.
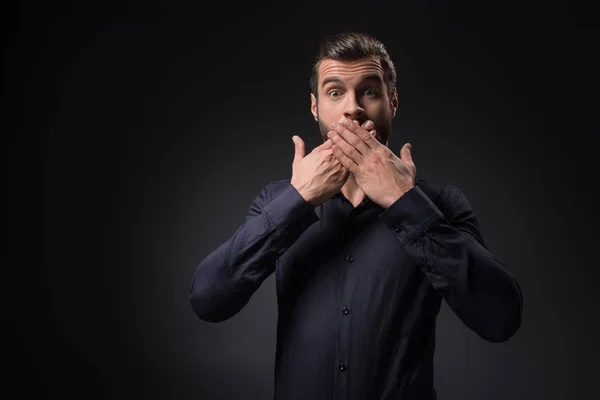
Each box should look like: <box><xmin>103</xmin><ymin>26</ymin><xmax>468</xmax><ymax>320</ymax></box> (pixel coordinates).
<box><xmin>383</xmin><ymin>186</ymin><xmax>413</xmax><ymax>209</ymax></box>
<box><xmin>291</xmin><ymin>182</ymin><xmax>318</xmax><ymax>207</ymax></box>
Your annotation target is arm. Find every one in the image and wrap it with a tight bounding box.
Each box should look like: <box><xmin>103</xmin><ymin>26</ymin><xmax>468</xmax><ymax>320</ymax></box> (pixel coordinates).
<box><xmin>380</xmin><ymin>184</ymin><xmax>523</xmax><ymax>343</ymax></box>
<box><xmin>189</xmin><ymin>181</ymin><xmax>319</xmax><ymax>323</ymax></box>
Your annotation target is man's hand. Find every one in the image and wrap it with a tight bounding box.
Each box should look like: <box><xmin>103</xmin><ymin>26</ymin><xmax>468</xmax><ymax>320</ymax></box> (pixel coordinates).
<box><xmin>327</xmin><ymin>118</ymin><xmax>416</xmax><ymax>209</ymax></box>
<box><xmin>291</xmin><ymin>121</ymin><xmax>375</xmax><ymax>207</ymax></box>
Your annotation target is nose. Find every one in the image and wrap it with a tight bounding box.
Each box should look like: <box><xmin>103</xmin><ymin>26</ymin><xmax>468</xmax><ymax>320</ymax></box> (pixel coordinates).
<box><xmin>342</xmin><ymin>93</ymin><xmax>366</xmax><ymax>120</ymax></box>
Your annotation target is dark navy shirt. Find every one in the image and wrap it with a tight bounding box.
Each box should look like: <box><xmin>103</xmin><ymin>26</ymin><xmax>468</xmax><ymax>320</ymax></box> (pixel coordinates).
<box><xmin>189</xmin><ymin>177</ymin><xmax>523</xmax><ymax>400</ymax></box>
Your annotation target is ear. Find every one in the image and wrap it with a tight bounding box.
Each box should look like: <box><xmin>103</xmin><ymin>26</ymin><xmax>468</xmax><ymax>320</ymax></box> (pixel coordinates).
<box><xmin>390</xmin><ymin>87</ymin><xmax>398</xmax><ymax>118</ymax></box>
<box><xmin>310</xmin><ymin>93</ymin><xmax>318</xmax><ymax>121</ymax></box>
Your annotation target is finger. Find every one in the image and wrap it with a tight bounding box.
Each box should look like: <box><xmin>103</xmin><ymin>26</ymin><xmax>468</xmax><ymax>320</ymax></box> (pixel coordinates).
<box><xmin>330</xmin><ymin>120</ymin><xmax>371</xmax><ymax>156</ymax></box>
<box><xmin>353</xmin><ymin>120</ymin><xmax>371</xmax><ymax>128</ymax></box>
<box><xmin>340</xmin><ymin>165</ymin><xmax>349</xmax><ymax>177</ymax></box>
<box><xmin>327</xmin><ymin>129</ymin><xmax>363</xmax><ymax>165</ymax></box>
<box><xmin>400</xmin><ymin>143</ymin><xmax>413</xmax><ymax>164</ymax></box>
<box><xmin>292</xmin><ymin>135</ymin><xmax>306</xmax><ymax>164</ymax></box>
<box><xmin>358</xmin><ymin>120</ymin><xmax>380</xmax><ymax>149</ymax></box>
<box><xmin>331</xmin><ymin>144</ymin><xmax>358</xmax><ymax>174</ymax></box>
<box><xmin>312</xmin><ymin>137</ymin><xmax>333</xmax><ymax>153</ymax></box>
<box><xmin>355</xmin><ymin>119</ymin><xmax>380</xmax><ymax>149</ymax></box>
<box><xmin>333</xmin><ymin>119</ymin><xmax>379</xmax><ymax>152</ymax></box>
<box><xmin>319</xmin><ymin>138</ymin><xmax>334</xmax><ymax>150</ymax></box>
<box><xmin>363</xmin><ymin>121</ymin><xmax>377</xmax><ymax>140</ymax></box>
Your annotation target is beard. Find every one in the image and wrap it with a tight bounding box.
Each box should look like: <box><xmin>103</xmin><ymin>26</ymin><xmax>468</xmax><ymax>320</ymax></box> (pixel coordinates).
<box><xmin>317</xmin><ymin>116</ymin><xmax>393</xmax><ymax>146</ymax></box>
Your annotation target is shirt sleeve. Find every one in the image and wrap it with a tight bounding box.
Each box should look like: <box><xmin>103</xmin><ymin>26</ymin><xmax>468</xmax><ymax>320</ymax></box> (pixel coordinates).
<box><xmin>379</xmin><ymin>184</ymin><xmax>523</xmax><ymax>342</ymax></box>
<box><xmin>189</xmin><ymin>181</ymin><xmax>319</xmax><ymax>323</ymax></box>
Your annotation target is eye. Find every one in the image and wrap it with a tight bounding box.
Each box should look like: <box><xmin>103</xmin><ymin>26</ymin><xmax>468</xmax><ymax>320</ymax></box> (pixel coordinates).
<box><xmin>364</xmin><ymin>88</ymin><xmax>378</xmax><ymax>96</ymax></box>
<box><xmin>328</xmin><ymin>90</ymin><xmax>341</xmax><ymax>98</ymax></box>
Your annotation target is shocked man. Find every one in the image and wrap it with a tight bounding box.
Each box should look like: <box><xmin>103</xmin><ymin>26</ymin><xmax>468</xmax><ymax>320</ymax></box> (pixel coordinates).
<box><xmin>190</xmin><ymin>32</ymin><xmax>523</xmax><ymax>400</ymax></box>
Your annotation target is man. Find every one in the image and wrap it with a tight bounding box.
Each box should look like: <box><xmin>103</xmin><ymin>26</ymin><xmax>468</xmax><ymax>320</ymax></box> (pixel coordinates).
<box><xmin>189</xmin><ymin>32</ymin><xmax>523</xmax><ymax>400</ymax></box>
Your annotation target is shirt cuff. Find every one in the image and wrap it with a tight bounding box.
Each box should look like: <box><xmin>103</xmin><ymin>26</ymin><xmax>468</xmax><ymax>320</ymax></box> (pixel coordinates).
<box><xmin>262</xmin><ymin>183</ymin><xmax>319</xmax><ymax>235</ymax></box>
<box><xmin>379</xmin><ymin>186</ymin><xmax>444</xmax><ymax>244</ymax></box>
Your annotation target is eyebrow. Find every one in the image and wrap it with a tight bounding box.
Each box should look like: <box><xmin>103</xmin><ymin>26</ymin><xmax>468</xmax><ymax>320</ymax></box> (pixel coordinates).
<box><xmin>321</xmin><ymin>74</ymin><xmax>384</xmax><ymax>88</ymax></box>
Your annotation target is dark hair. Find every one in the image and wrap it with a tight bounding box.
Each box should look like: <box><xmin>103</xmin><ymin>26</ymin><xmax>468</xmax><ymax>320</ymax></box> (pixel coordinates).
<box><xmin>309</xmin><ymin>32</ymin><xmax>397</xmax><ymax>98</ymax></box>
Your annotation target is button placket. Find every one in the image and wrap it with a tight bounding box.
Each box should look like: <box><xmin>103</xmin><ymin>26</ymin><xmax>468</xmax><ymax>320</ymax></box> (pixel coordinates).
<box><xmin>334</xmin><ymin>234</ymin><xmax>355</xmax><ymax>396</ymax></box>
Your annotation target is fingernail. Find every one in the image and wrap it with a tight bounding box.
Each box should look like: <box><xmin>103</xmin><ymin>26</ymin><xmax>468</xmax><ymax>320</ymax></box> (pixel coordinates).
<box><xmin>342</xmin><ymin>119</ymin><xmax>351</xmax><ymax>127</ymax></box>
<box><xmin>331</xmin><ymin>122</ymin><xmax>339</xmax><ymax>129</ymax></box>
<box><xmin>365</xmin><ymin>120</ymin><xmax>374</xmax><ymax>129</ymax></box>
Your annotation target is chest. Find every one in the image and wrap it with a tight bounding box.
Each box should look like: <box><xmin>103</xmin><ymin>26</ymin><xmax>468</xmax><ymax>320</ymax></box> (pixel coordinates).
<box><xmin>275</xmin><ymin>206</ymin><xmax>422</xmax><ymax>302</ymax></box>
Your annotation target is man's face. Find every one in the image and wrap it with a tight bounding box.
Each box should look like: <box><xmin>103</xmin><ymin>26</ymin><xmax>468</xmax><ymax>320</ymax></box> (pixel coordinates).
<box><xmin>311</xmin><ymin>56</ymin><xmax>398</xmax><ymax>146</ymax></box>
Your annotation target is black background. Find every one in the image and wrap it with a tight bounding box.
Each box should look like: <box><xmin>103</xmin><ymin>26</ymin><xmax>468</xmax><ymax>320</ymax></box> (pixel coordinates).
<box><xmin>8</xmin><ymin>1</ymin><xmax>598</xmax><ymax>399</ymax></box>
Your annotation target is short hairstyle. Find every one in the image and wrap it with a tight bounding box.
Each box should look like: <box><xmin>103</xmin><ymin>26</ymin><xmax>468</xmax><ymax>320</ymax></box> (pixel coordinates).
<box><xmin>309</xmin><ymin>32</ymin><xmax>397</xmax><ymax>98</ymax></box>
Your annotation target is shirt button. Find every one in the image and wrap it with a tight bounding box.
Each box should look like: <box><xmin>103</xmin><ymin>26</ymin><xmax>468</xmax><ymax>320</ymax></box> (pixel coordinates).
<box><xmin>393</xmin><ymin>223</ymin><xmax>401</xmax><ymax>232</ymax></box>
<box><xmin>338</xmin><ymin>362</ymin><xmax>347</xmax><ymax>372</ymax></box>
<box><xmin>345</xmin><ymin>255</ymin><xmax>354</xmax><ymax>263</ymax></box>
<box><xmin>342</xmin><ymin>306</ymin><xmax>350</xmax><ymax>315</ymax></box>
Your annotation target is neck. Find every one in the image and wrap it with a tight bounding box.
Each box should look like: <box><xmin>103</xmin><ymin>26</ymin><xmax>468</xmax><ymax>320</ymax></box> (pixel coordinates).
<box><xmin>340</xmin><ymin>175</ymin><xmax>366</xmax><ymax>208</ymax></box>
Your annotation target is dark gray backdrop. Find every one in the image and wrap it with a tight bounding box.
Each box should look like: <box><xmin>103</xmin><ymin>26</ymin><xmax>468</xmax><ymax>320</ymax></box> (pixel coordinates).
<box><xmin>11</xmin><ymin>1</ymin><xmax>597</xmax><ymax>399</ymax></box>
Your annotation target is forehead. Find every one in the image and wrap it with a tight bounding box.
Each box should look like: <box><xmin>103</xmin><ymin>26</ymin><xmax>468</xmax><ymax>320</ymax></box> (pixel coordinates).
<box><xmin>318</xmin><ymin>57</ymin><xmax>384</xmax><ymax>83</ymax></box>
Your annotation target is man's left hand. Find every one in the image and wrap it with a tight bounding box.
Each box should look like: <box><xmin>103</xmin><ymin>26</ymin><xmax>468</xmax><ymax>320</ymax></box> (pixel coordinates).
<box><xmin>327</xmin><ymin>118</ymin><xmax>416</xmax><ymax>209</ymax></box>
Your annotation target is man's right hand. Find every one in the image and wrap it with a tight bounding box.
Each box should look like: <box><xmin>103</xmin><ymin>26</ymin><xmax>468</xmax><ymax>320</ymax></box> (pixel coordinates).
<box><xmin>291</xmin><ymin>120</ymin><xmax>375</xmax><ymax>207</ymax></box>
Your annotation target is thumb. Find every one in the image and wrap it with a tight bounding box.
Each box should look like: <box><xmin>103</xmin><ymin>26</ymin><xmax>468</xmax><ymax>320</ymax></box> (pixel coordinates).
<box><xmin>400</xmin><ymin>143</ymin><xmax>413</xmax><ymax>163</ymax></box>
<box><xmin>292</xmin><ymin>135</ymin><xmax>306</xmax><ymax>163</ymax></box>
